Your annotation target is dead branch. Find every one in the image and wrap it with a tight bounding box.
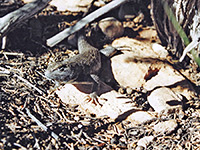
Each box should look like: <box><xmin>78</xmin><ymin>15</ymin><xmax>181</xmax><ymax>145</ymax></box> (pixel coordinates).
<box><xmin>25</xmin><ymin>108</ymin><xmax>59</xmax><ymax>140</ymax></box>
<box><xmin>0</xmin><ymin>0</ymin><xmax>51</xmax><ymax>38</ymax></box>
<box><xmin>46</xmin><ymin>0</ymin><xmax>128</xmax><ymax>47</ymax></box>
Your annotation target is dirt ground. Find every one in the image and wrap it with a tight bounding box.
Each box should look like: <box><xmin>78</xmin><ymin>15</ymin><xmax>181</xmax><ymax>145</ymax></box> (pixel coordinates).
<box><xmin>0</xmin><ymin>0</ymin><xmax>200</xmax><ymax>149</ymax></box>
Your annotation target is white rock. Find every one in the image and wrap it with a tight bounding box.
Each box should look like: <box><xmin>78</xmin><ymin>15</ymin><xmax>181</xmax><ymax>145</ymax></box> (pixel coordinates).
<box><xmin>56</xmin><ymin>34</ymin><xmax>195</xmax><ymax>123</ymax></box>
<box><xmin>112</xmin><ymin>37</ymin><xmax>195</xmax><ymax>102</ymax></box>
<box><xmin>137</xmin><ymin>136</ymin><xmax>154</xmax><ymax>149</ymax></box>
<box><xmin>50</xmin><ymin>0</ymin><xmax>92</xmax><ymax>12</ymax></box>
<box><xmin>151</xmin><ymin>43</ymin><xmax>168</xmax><ymax>58</ymax></box>
<box><xmin>153</xmin><ymin>120</ymin><xmax>178</xmax><ymax>135</ymax></box>
<box><xmin>127</xmin><ymin>111</ymin><xmax>155</xmax><ymax>125</ymax></box>
<box><xmin>147</xmin><ymin>87</ymin><xmax>182</xmax><ymax>113</ymax></box>
<box><xmin>56</xmin><ymin>84</ymin><xmax>134</xmax><ymax>119</ymax></box>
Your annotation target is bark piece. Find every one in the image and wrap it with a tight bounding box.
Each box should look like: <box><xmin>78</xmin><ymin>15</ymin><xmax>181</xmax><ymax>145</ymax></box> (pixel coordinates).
<box><xmin>0</xmin><ymin>0</ymin><xmax>51</xmax><ymax>38</ymax></box>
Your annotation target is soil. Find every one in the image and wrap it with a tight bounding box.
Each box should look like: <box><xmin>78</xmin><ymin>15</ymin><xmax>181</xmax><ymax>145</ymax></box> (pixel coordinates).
<box><xmin>0</xmin><ymin>0</ymin><xmax>200</xmax><ymax>149</ymax></box>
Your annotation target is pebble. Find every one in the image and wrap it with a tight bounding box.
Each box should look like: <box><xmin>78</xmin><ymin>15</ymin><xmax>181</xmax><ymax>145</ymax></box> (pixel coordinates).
<box><xmin>118</xmin><ymin>1</ymin><xmax>137</xmax><ymax>20</ymax></box>
<box><xmin>127</xmin><ymin>111</ymin><xmax>155</xmax><ymax>125</ymax></box>
<box><xmin>135</xmin><ymin>146</ymin><xmax>145</xmax><ymax>150</ymax></box>
<box><xmin>137</xmin><ymin>136</ymin><xmax>154</xmax><ymax>149</ymax></box>
<box><xmin>147</xmin><ymin>87</ymin><xmax>182</xmax><ymax>113</ymax></box>
<box><xmin>126</xmin><ymin>87</ymin><xmax>133</xmax><ymax>95</ymax></box>
<box><xmin>118</xmin><ymin>87</ymin><xmax>126</xmax><ymax>94</ymax></box>
<box><xmin>151</xmin><ymin>43</ymin><xmax>168</xmax><ymax>59</ymax></box>
<box><xmin>98</xmin><ymin>17</ymin><xmax>124</xmax><ymax>39</ymax></box>
<box><xmin>153</xmin><ymin>119</ymin><xmax>178</xmax><ymax>135</ymax></box>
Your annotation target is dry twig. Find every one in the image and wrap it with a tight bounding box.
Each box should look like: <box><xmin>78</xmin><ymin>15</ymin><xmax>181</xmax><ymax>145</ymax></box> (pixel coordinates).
<box><xmin>46</xmin><ymin>0</ymin><xmax>128</xmax><ymax>47</ymax></box>
<box><xmin>25</xmin><ymin>108</ymin><xmax>59</xmax><ymax>140</ymax></box>
<box><xmin>0</xmin><ymin>66</ymin><xmax>44</xmax><ymax>94</ymax></box>
<box><xmin>0</xmin><ymin>0</ymin><xmax>51</xmax><ymax>38</ymax></box>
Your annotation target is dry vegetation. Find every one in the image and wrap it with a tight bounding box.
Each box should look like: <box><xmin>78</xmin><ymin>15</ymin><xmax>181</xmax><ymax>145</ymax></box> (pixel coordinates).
<box><xmin>0</xmin><ymin>0</ymin><xmax>200</xmax><ymax>149</ymax></box>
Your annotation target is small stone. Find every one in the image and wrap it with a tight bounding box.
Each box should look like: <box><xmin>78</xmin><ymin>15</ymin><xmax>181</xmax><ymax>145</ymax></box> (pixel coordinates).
<box><xmin>88</xmin><ymin>146</ymin><xmax>101</xmax><ymax>150</ymax></box>
<box><xmin>118</xmin><ymin>87</ymin><xmax>126</xmax><ymax>94</ymax></box>
<box><xmin>141</xmin><ymin>88</ymin><xmax>147</xmax><ymax>93</ymax></box>
<box><xmin>151</xmin><ymin>43</ymin><xmax>168</xmax><ymax>59</ymax></box>
<box><xmin>153</xmin><ymin>120</ymin><xmax>178</xmax><ymax>135</ymax></box>
<box><xmin>74</xmin><ymin>50</ymin><xmax>79</xmax><ymax>55</ymax></box>
<box><xmin>74</xmin><ymin>116</ymin><xmax>80</xmax><ymax>121</ymax></box>
<box><xmin>94</xmin><ymin>0</ymin><xmax>105</xmax><ymax>7</ymax></box>
<box><xmin>133</xmin><ymin>13</ymin><xmax>144</xmax><ymax>24</ymax></box>
<box><xmin>127</xmin><ymin>111</ymin><xmax>155</xmax><ymax>125</ymax></box>
<box><xmin>78</xmin><ymin>124</ymin><xmax>83</xmax><ymax>128</ymax></box>
<box><xmin>176</xmin><ymin>134</ymin><xmax>181</xmax><ymax>140</ymax></box>
<box><xmin>147</xmin><ymin>87</ymin><xmax>182</xmax><ymax>113</ymax></box>
<box><xmin>98</xmin><ymin>17</ymin><xmax>124</xmax><ymax>39</ymax></box>
<box><xmin>126</xmin><ymin>87</ymin><xmax>133</xmax><ymax>95</ymax></box>
<box><xmin>136</xmin><ymin>146</ymin><xmax>145</xmax><ymax>150</ymax></box>
<box><xmin>137</xmin><ymin>136</ymin><xmax>154</xmax><ymax>149</ymax></box>
<box><xmin>118</xmin><ymin>1</ymin><xmax>136</xmax><ymax>20</ymax></box>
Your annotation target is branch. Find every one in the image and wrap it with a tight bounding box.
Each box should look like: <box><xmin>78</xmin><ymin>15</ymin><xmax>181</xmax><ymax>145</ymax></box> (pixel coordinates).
<box><xmin>0</xmin><ymin>0</ymin><xmax>51</xmax><ymax>37</ymax></box>
<box><xmin>46</xmin><ymin>0</ymin><xmax>128</xmax><ymax>47</ymax></box>
<box><xmin>26</xmin><ymin>108</ymin><xmax>59</xmax><ymax>140</ymax></box>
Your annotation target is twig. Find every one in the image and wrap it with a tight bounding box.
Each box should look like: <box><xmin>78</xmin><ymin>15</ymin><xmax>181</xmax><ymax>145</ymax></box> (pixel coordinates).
<box><xmin>46</xmin><ymin>0</ymin><xmax>128</xmax><ymax>47</ymax></box>
<box><xmin>0</xmin><ymin>66</ymin><xmax>10</xmax><ymax>74</ymax></box>
<box><xmin>1</xmin><ymin>36</ymin><xmax>6</xmax><ymax>49</ymax></box>
<box><xmin>14</xmin><ymin>74</ymin><xmax>44</xmax><ymax>95</ymax></box>
<box><xmin>0</xmin><ymin>51</ymin><xmax>24</xmax><ymax>56</ymax></box>
<box><xmin>1</xmin><ymin>139</ymin><xmax>27</xmax><ymax>150</ymax></box>
<box><xmin>34</xmin><ymin>102</ymin><xmax>44</xmax><ymax>117</ymax></box>
<box><xmin>33</xmin><ymin>137</ymin><xmax>40</xmax><ymax>149</ymax></box>
<box><xmin>0</xmin><ymin>66</ymin><xmax>44</xmax><ymax>95</ymax></box>
<box><xmin>179</xmin><ymin>39</ymin><xmax>199</xmax><ymax>62</ymax></box>
<box><xmin>92</xmin><ymin>137</ymin><xmax>107</xmax><ymax>144</ymax></box>
<box><xmin>63</xmin><ymin>142</ymin><xmax>72</xmax><ymax>149</ymax></box>
<box><xmin>25</xmin><ymin>108</ymin><xmax>59</xmax><ymax>140</ymax></box>
<box><xmin>35</xmin><ymin>70</ymin><xmax>51</xmax><ymax>81</ymax></box>
<box><xmin>13</xmin><ymin>143</ymin><xmax>27</xmax><ymax>150</ymax></box>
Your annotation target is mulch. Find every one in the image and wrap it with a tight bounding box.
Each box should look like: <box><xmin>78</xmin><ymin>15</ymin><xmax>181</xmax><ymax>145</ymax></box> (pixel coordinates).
<box><xmin>1</xmin><ymin>0</ymin><xmax>200</xmax><ymax>149</ymax></box>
